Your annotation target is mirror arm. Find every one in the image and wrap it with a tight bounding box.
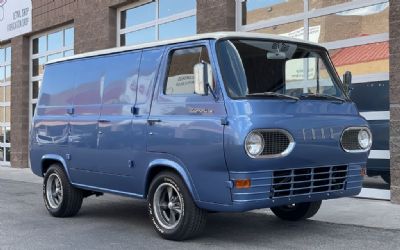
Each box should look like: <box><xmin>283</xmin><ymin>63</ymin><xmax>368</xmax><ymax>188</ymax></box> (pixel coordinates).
<box><xmin>207</xmin><ymin>84</ymin><xmax>218</xmax><ymax>101</ymax></box>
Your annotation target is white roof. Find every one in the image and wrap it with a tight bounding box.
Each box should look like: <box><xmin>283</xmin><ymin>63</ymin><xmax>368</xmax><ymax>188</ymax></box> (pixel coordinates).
<box><xmin>47</xmin><ymin>32</ymin><xmax>325</xmax><ymax>65</ymax></box>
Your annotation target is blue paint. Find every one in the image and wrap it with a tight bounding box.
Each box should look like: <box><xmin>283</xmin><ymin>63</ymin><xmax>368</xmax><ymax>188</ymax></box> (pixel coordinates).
<box><xmin>30</xmin><ymin>35</ymin><xmax>370</xmax><ymax>212</ymax></box>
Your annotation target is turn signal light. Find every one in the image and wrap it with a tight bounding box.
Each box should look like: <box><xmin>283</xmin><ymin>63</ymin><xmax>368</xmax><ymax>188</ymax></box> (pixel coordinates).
<box><xmin>235</xmin><ymin>179</ymin><xmax>251</xmax><ymax>189</ymax></box>
<box><xmin>360</xmin><ymin>167</ymin><xmax>367</xmax><ymax>177</ymax></box>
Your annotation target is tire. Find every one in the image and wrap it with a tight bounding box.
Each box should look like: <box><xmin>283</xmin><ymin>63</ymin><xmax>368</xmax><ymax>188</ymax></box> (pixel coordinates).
<box><xmin>43</xmin><ymin>164</ymin><xmax>83</xmax><ymax>217</ymax></box>
<box><xmin>147</xmin><ymin>171</ymin><xmax>207</xmax><ymax>241</ymax></box>
<box><xmin>381</xmin><ymin>173</ymin><xmax>391</xmax><ymax>185</ymax></box>
<box><xmin>271</xmin><ymin>201</ymin><xmax>322</xmax><ymax>221</ymax></box>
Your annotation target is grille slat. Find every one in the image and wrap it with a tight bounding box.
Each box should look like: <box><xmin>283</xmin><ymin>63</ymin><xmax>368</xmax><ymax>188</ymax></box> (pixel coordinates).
<box><xmin>259</xmin><ymin>130</ymin><xmax>292</xmax><ymax>157</ymax></box>
<box><xmin>271</xmin><ymin>165</ymin><xmax>348</xmax><ymax>198</ymax></box>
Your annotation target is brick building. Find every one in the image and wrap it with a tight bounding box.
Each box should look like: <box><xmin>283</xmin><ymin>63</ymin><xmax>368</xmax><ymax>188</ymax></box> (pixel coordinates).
<box><xmin>0</xmin><ymin>0</ymin><xmax>398</xmax><ymax>203</ymax></box>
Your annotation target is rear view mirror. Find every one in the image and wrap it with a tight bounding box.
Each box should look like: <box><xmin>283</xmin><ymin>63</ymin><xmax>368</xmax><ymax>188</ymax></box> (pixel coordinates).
<box><xmin>194</xmin><ymin>62</ymin><xmax>213</xmax><ymax>96</ymax></box>
<box><xmin>343</xmin><ymin>71</ymin><xmax>353</xmax><ymax>95</ymax></box>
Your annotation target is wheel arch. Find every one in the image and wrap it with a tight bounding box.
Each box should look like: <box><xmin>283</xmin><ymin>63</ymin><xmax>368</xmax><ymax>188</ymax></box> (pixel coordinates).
<box><xmin>41</xmin><ymin>154</ymin><xmax>70</xmax><ymax>180</ymax></box>
<box><xmin>144</xmin><ymin>159</ymin><xmax>199</xmax><ymax>201</ymax></box>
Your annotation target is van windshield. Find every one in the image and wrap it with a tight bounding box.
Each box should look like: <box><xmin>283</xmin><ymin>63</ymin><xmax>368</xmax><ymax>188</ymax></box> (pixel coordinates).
<box><xmin>217</xmin><ymin>39</ymin><xmax>346</xmax><ymax>101</ymax></box>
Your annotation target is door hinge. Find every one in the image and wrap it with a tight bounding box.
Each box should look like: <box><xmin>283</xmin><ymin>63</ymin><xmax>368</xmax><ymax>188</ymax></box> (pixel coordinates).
<box><xmin>128</xmin><ymin>160</ymin><xmax>135</xmax><ymax>168</ymax></box>
<box><xmin>65</xmin><ymin>154</ymin><xmax>71</xmax><ymax>161</ymax></box>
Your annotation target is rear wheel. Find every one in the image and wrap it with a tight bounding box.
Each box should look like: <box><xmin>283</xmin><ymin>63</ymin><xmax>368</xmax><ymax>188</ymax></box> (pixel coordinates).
<box><xmin>43</xmin><ymin>164</ymin><xmax>83</xmax><ymax>217</ymax></box>
<box><xmin>148</xmin><ymin>171</ymin><xmax>207</xmax><ymax>241</ymax></box>
<box><xmin>271</xmin><ymin>201</ymin><xmax>322</xmax><ymax>221</ymax></box>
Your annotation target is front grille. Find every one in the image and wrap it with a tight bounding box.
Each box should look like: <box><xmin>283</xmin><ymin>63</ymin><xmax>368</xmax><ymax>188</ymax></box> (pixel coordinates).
<box><xmin>341</xmin><ymin>129</ymin><xmax>362</xmax><ymax>151</ymax></box>
<box><xmin>271</xmin><ymin>165</ymin><xmax>348</xmax><ymax>198</ymax></box>
<box><xmin>260</xmin><ymin>130</ymin><xmax>292</xmax><ymax>156</ymax></box>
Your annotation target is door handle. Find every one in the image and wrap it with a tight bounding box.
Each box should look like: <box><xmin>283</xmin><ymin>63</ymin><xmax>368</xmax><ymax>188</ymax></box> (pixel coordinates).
<box><xmin>98</xmin><ymin>119</ymin><xmax>111</xmax><ymax>123</ymax></box>
<box><xmin>147</xmin><ymin>119</ymin><xmax>161</xmax><ymax>125</ymax></box>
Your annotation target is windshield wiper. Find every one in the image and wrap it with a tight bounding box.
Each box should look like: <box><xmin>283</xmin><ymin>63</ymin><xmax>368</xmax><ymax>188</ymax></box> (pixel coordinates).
<box><xmin>246</xmin><ymin>92</ymin><xmax>299</xmax><ymax>101</ymax></box>
<box><xmin>299</xmin><ymin>93</ymin><xmax>346</xmax><ymax>103</ymax></box>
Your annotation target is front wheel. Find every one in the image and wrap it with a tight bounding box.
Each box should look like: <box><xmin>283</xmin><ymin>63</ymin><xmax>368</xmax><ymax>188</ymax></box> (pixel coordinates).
<box><xmin>148</xmin><ymin>171</ymin><xmax>207</xmax><ymax>241</ymax></box>
<box><xmin>271</xmin><ymin>201</ymin><xmax>322</xmax><ymax>221</ymax></box>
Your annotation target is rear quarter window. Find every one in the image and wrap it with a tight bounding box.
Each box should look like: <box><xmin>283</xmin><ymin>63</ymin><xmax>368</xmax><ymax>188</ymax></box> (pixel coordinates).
<box><xmin>38</xmin><ymin>62</ymin><xmax>75</xmax><ymax>106</ymax></box>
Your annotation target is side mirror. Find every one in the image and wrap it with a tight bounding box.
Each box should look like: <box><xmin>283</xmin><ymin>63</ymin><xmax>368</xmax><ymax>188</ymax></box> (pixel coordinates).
<box><xmin>343</xmin><ymin>71</ymin><xmax>353</xmax><ymax>95</ymax></box>
<box><xmin>194</xmin><ymin>62</ymin><xmax>213</xmax><ymax>96</ymax></box>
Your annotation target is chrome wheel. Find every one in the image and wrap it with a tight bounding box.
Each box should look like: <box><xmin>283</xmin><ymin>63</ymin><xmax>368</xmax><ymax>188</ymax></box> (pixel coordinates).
<box><xmin>46</xmin><ymin>173</ymin><xmax>63</xmax><ymax>209</ymax></box>
<box><xmin>153</xmin><ymin>183</ymin><xmax>183</xmax><ymax>230</ymax></box>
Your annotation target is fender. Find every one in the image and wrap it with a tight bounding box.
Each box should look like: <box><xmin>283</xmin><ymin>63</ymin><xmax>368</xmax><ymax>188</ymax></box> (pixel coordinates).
<box><xmin>41</xmin><ymin>154</ymin><xmax>70</xmax><ymax>180</ymax></box>
<box><xmin>145</xmin><ymin>159</ymin><xmax>200</xmax><ymax>201</ymax></box>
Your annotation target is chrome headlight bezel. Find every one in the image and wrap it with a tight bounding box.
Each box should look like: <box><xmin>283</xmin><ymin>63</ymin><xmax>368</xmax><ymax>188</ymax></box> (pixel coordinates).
<box><xmin>244</xmin><ymin>129</ymin><xmax>295</xmax><ymax>158</ymax></box>
<box><xmin>340</xmin><ymin>127</ymin><xmax>372</xmax><ymax>153</ymax></box>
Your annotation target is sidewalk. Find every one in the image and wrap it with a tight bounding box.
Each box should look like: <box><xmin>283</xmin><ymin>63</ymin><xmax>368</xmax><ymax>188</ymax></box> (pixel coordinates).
<box><xmin>1</xmin><ymin>166</ymin><xmax>399</xmax><ymax>230</ymax></box>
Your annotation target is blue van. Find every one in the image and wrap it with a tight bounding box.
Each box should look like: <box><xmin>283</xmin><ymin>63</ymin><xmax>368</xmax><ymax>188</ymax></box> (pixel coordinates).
<box><xmin>30</xmin><ymin>32</ymin><xmax>372</xmax><ymax>240</ymax></box>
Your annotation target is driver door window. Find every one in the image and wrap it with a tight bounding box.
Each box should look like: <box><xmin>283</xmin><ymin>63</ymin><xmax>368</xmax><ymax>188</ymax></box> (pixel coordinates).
<box><xmin>165</xmin><ymin>46</ymin><xmax>213</xmax><ymax>95</ymax></box>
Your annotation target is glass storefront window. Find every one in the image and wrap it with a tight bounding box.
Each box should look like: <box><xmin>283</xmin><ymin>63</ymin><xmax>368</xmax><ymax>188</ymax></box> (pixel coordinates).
<box><xmin>309</xmin><ymin>0</ymin><xmax>354</xmax><ymax>10</ymax></box>
<box><xmin>120</xmin><ymin>2</ymin><xmax>156</xmax><ymax>29</ymax></box>
<box><xmin>242</xmin><ymin>0</ymin><xmax>304</xmax><ymax>25</ymax></box>
<box><xmin>329</xmin><ymin>42</ymin><xmax>389</xmax><ymax>77</ymax></box>
<box><xmin>159</xmin><ymin>16</ymin><xmax>196</xmax><ymax>40</ymax></box>
<box><xmin>255</xmin><ymin>21</ymin><xmax>304</xmax><ymax>39</ymax></box>
<box><xmin>0</xmin><ymin>44</ymin><xmax>11</xmax><ymax>165</ymax></box>
<box><xmin>159</xmin><ymin>0</ymin><xmax>196</xmax><ymax>18</ymax></box>
<box><xmin>121</xmin><ymin>27</ymin><xmax>156</xmax><ymax>46</ymax></box>
<box><xmin>309</xmin><ymin>2</ymin><xmax>389</xmax><ymax>43</ymax></box>
<box><xmin>118</xmin><ymin>0</ymin><xmax>196</xmax><ymax>47</ymax></box>
<box><xmin>48</xmin><ymin>31</ymin><xmax>63</xmax><ymax>51</ymax></box>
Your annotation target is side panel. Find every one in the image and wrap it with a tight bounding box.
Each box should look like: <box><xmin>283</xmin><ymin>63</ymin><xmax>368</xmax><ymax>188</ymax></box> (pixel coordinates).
<box><xmin>30</xmin><ymin>62</ymin><xmax>76</xmax><ymax>176</ymax></box>
<box><xmin>146</xmin><ymin>41</ymin><xmax>231</xmax><ymax>205</ymax></box>
<box><xmin>68</xmin><ymin>57</ymin><xmax>102</xmax><ymax>186</ymax></box>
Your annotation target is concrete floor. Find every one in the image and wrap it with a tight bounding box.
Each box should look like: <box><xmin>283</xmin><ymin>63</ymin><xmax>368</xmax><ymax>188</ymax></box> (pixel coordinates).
<box><xmin>0</xmin><ymin>175</ymin><xmax>400</xmax><ymax>249</ymax></box>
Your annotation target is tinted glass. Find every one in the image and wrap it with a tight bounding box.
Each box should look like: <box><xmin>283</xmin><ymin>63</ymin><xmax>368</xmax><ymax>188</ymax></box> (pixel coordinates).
<box><xmin>137</xmin><ymin>48</ymin><xmax>164</xmax><ymax>104</ymax></box>
<box><xmin>165</xmin><ymin>46</ymin><xmax>210</xmax><ymax>95</ymax></box>
<box><xmin>159</xmin><ymin>16</ymin><xmax>196</xmax><ymax>40</ymax></box>
<box><xmin>121</xmin><ymin>2</ymin><xmax>156</xmax><ymax>29</ymax></box>
<box><xmin>121</xmin><ymin>27</ymin><xmax>156</xmax><ymax>46</ymax></box>
<box><xmin>102</xmin><ymin>52</ymin><xmax>141</xmax><ymax>105</ymax></box>
<box><xmin>32</xmin><ymin>57</ymin><xmax>46</xmax><ymax>77</ymax></box>
<box><xmin>159</xmin><ymin>0</ymin><xmax>196</xmax><ymax>18</ymax></box>
<box><xmin>73</xmin><ymin>58</ymin><xmax>104</xmax><ymax>105</ymax></box>
<box><xmin>38</xmin><ymin>62</ymin><xmax>76</xmax><ymax>106</ymax></box>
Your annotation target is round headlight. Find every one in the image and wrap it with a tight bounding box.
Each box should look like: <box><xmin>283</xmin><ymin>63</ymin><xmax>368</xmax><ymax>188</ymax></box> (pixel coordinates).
<box><xmin>358</xmin><ymin>129</ymin><xmax>371</xmax><ymax>150</ymax></box>
<box><xmin>245</xmin><ymin>132</ymin><xmax>264</xmax><ymax>157</ymax></box>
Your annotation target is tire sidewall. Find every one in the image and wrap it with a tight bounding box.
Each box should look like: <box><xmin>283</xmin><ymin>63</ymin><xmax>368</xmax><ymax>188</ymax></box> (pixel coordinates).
<box><xmin>148</xmin><ymin>174</ymin><xmax>186</xmax><ymax>236</ymax></box>
<box><xmin>43</xmin><ymin>166</ymin><xmax>67</xmax><ymax>216</ymax></box>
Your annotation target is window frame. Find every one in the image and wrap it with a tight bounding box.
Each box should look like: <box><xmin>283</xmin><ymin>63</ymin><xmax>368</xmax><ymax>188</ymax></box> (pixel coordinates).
<box><xmin>116</xmin><ymin>0</ymin><xmax>196</xmax><ymax>47</ymax></box>
<box><xmin>156</xmin><ymin>41</ymin><xmax>220</xmax><ymax>104</ymax></box>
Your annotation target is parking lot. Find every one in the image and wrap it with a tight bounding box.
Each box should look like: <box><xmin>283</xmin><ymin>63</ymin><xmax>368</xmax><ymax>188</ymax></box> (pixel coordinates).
<box><xmin>1</xmin><ymin>178</ymin><xmax>399</xmax><ymax>250</ymax></box>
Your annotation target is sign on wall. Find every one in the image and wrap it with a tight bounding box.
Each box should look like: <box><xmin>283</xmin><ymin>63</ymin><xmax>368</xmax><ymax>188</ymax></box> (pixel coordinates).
<box><xmin>0</xmin><ymin>0</ymin><xmax>32</xmax><ymax>41</ymax></box>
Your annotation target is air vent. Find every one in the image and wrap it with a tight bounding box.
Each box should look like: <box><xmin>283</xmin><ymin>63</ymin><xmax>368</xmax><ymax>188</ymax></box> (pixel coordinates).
<box><xmin>271</xmin><ymin>165</ymin><xmax>348</xmax><ymax>198</ymax></box>
<box><xmin>259</xmin><ymin>129</ymin><xmax>294</xmax><ymax>158</ymax></box>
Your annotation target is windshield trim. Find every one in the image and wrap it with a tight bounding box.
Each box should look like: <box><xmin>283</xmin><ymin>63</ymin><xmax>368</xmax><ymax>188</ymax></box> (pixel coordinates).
<box><xmin>215</xmin><ymin>38</ymin><xmax>350</xmax><ymax>102</ymax></box>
